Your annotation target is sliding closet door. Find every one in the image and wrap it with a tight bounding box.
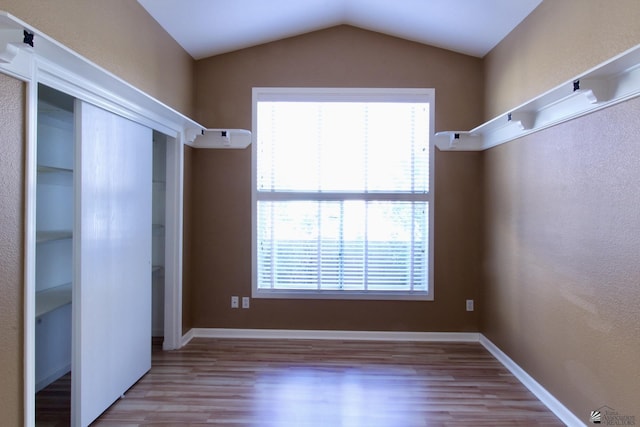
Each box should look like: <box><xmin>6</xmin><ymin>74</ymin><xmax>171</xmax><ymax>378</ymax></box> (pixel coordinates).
<box><xmin>72</xmin><ymin>100</ymin><xmax>152</xmax><ymax>427</ymax></box>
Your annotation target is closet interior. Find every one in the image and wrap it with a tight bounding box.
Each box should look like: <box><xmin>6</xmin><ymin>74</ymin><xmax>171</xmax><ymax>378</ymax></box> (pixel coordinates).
<box><xmin>34</xmin><ymin>84</ymin><xmax>169</xmax><ymax>425</ymax></box>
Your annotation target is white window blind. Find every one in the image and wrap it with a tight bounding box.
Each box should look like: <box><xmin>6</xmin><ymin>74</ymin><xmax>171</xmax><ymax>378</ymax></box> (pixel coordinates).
<box><xmin>252</xmin><ymin>88</ymin><xmax>434</xmax><ymax>300</ymax></box>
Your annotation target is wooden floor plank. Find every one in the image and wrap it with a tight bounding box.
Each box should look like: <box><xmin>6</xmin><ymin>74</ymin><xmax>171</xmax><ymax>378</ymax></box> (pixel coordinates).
<box><xmin>37</xmin><ymin>338</ymin><xmax>565</xmax><ymax>426</ymax></box>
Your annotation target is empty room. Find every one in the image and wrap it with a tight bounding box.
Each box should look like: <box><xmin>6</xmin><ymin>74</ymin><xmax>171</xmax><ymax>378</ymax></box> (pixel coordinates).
<box><xmin>1</xmin><ymin>0</ymin><xmax>638</xmax><ymax>426</ymax></box>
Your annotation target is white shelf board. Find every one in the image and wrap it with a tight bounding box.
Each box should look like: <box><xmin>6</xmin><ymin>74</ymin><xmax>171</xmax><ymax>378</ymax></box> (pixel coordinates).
<box><xmin>37</xmin><ymin>165</ymin><xmax>73</xmax><ymax>187</ymax></box>
<box><xmin>35</xmin><ymin>282</ymin><xmax>72</xmax><ymax>317</ymax></box>
<box><xmin>36</xmin><ymin>230</ymin><xmax>72</xmax><ymax>243</ymax></box>
<box><xmin>39</xmin><ymin>100</ymin><xmax>74</xmax><ymax>130</ymax></box>
<box><xmin>37</xmin><ymin>165</ymin><xmax>72</xmax><ymax>174</ymax></box>
<box><xmin>435</xmin><ymin>43</ymin><xmax>640</xmax><ymax>151</ymax></box>
<box><xmin>189</xmin><ymin>128</ymin><xmax>252</xmax><ymax>149</ymax></box>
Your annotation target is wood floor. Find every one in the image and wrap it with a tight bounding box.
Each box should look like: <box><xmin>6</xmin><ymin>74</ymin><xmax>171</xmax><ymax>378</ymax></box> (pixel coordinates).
<box><xmin>39</xmin><ymin>338</ymin><xmax>565</xmax><ymax>426</ymax></box>
<box><xmin>36</xmin><ymin>372</ymin><xmax>71</xmax><ymax>426</ymax></box>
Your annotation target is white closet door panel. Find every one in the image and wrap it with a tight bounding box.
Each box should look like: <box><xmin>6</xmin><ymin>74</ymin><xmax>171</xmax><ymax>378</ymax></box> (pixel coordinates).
<box><xmin>73</xmin><ymin>100</ymin><xmax>152</xmax><ymax>427</ymax></box>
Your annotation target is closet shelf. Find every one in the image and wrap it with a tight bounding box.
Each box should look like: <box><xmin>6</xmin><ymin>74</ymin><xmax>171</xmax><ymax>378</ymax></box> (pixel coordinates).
<box><xmin>36</xmin><ymin>282</ymin><xmax>72</xmax><ymax>317</ymax></box>
<box><xmin>36</xmin><ymin>230</ymin><xmax>72</xmax><ymax>243</ymax></box>
<box><xmin>38</xmin><ymin>165</ymin><xmax>73</xmax><ymax>174</ymax></box>
<box><xmin>435</xmin><ymin>43</ymin><xmax>640</xmax><ymax>151</ymax></box>
<box><xmin>37</xmin><ymin>165</ymin><xmax>73</xmax><ymax>186</ymax></box>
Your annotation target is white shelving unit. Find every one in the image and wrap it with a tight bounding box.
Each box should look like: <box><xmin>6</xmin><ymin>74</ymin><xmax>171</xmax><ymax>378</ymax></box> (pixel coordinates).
<box><xmin>35</xmin><ymin>85</ymin><xmax>74</xmax><ymax>393</ymax></box>
<box><xmin>36</xmin><ymin>230</ymin><xmax>72</xmax><ymax>243</ymax></box>
<box><xmin>152</xmin><ymin>133</ymin><xmax>166</xmax><ymax>337</ymax></box>
<box><xmin>35</xmin><ymin>283</ymin><xmax>72</xmax><ymax>318</ymax></box>
<box><xmin>0</xmin><ymin>11</ymin><xmax>209</xmax><ymax>424</ymax></box>
<box><xmin>435</xmin><ymin>43</ymin><xmax>640</xmax><ymax>151</ymax></box>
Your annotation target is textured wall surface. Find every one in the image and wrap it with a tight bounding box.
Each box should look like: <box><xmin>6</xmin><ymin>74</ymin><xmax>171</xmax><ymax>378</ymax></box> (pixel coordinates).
<box><xmin>484</xmin><ymin>0</ymin><xmax>640</xmax><ymax>120</ymax></box>
<box><xmin>483</xmin><ymin>97</ymin><xmax>640</xmax><ymax>422</ymax></box>
<box><xmin>1</xmin><ymin>0</ymin><xmax>194</xmax><ymax>116</ymax></box>
<box><xmin>482</xmin><ymin>1</ymin><xmax>640</xmax><ymax>419</ymax></box>
<box><xmin>0</xmin><ymin>72</ymin><xmax>25</xmax><ymax>427</ymax></box>
<box><xmin>188</xmin><ymin>25</ymin><xmax>484</xmax><ymax>332</ymax></box>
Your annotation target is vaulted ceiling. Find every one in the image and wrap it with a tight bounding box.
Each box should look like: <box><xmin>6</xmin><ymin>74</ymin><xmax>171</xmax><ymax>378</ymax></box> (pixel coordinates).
<box><xmin>138</xmin><ymin>0</ymin><xmax>542</xmax><ymax>60</ymax></box>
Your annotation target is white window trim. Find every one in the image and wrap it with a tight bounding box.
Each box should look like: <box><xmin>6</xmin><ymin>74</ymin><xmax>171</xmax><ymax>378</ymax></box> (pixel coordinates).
<box><xmin>251</xmin><ymin>87</ymin><xmax>435</xmax><ymax>301</ymax></box>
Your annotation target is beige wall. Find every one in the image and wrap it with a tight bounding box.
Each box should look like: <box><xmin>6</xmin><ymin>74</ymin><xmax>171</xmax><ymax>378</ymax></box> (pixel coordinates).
<box><xmin>1</xmin><ymin>0</ymin><xmax>194</xmax><ymax>116</ymax></box>
<box><xmin>189</xmin><ymin>25</ymin><xmax>484</xmax><ymax>332</ymax></box>
<box><xmin>483</xmin><ymin>97</ymin><xmax>640</xmax><ymax>422</ymax></box>
<box><xmin>482</xmin><ymin>0</ymin><xmax>640</xmax><ymax>421</ymax></box>
<box><xmin>484</xmin><ymin>0</ymin><xmax>640</xmax><ymax>120</ymax></box>
<box><xmin>0</xmin><ymin>73</ymin><xmax>25</xmax><ymax>427</ymax></box>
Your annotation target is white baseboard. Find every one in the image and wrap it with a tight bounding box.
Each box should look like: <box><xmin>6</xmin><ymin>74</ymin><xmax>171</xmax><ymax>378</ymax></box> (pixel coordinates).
<box><xmin>178</xmin><ymin>328</ymin><xmax>582</xmax><ymax>426</ymax></box>
<box><xmin>35</xmin><ymin>363</ymin><xmax>71</xmax><ymax>393</ymax></box>
<box><xmin>182</xmin><ymin>328</ymin><xmax>479</xmax><ymax>344</ymax></box>
<box><xmin>479</xmin><ymin>334</ymin><xmax>585</xmax><ymax>427</ymax></box>
<box><xmin>181</xmin><ymin>328</ymin><xmax>195</xmax><ymax>348</ymax></box>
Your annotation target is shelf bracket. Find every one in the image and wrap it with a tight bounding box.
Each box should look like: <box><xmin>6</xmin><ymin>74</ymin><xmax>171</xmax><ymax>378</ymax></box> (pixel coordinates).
<box><xmin>575</xmin><ymin>78</ymin><xmax>611</xmax><ymax>104</ymax></box>
<box><xmin>184</xmin><ymin>127</ymin><xmax>202</xmax><ymax>145</ymax></box>
<box><xmin>434</xmin><ymin>131</ymin><xmax>481</xmax><ymax>151</ymax></box>
<box><xmin>507</xmin><ymin>111</ymin><xmax>535</xmax><ymax>130</ymax></box>
<box><xmin>450</xmin><ymin>132</ymin><xmax>461</xmax><ymax>149</ymax></box>
<box><xmin>0</xmin><ymin>28</ymin><xmax>24</xmax><ymax>63</ymax></box>
<box><xmin>189</xmin><ymin>128</ymin><xmax>252</xmax><ymax>149</ymax></box>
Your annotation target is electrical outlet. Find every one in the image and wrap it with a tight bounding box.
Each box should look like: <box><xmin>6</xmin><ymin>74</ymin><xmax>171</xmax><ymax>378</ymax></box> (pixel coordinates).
<box><xmin>231</xmin><ymin>296</ymin><xmax>239</xmax><ymax>308</ymax></box>
<box><xmin>466</xmin><ymin>299</ymin><xmax>474</xmax><ymax>311</ymax></box>
<box><xmin>242</xmin><ymin>297</ymin><xmax>250</xmax><ymax>309</ymax></box>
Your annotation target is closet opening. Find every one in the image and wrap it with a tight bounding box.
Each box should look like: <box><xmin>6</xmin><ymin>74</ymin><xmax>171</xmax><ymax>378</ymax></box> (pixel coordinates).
<box><xmin>34</xmin><ymin>84</ymin><xmax>74</xmax><ymax>426</ymax></box>
<box><xmin>33</xmin><ymin>84</ymin><xmax>176</xmax><ymax>426</ymax></box>
<box><xmin>152</xmin><ymin>131</ymin><xmax>168</xmax><ymax>346</ymax></box>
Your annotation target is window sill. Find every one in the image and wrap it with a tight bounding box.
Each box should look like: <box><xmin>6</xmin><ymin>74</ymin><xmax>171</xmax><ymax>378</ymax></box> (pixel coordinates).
<box><xmin>252</xmin><ymin>289</ymin><xmax>433</xmax><ymax>301</ymax></box>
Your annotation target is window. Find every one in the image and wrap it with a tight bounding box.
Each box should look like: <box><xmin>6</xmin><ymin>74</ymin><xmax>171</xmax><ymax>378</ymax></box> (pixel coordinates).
<box><xmin>252</xmin><ymin>88</ymin><xmax>434</xmax><ymax>300</ymax></box>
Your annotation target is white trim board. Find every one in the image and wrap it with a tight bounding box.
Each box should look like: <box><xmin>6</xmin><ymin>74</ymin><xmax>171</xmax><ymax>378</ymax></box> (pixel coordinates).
<box><xmin>181</xmin><ymin>328</ymin><xmax>584</xmax><ymax>426</ymax></box>
<box><xmin>479</xmin><ymin>335</ymin><xmax>586</xmax><ymax>427</ymax></box>
<box><xmin>184</xmin><ymin>328</ymin><xmax>478</xmax><ymax>343</ymax></box>
<box><xmin>35</xmin><ymin>363</ymin><xmax>70</xmax><ymax>394</ymax></box>
<box><xmin>0</xmin><ymin>11</ymin><xmax>204</xmax><ymax>138</ymax></box>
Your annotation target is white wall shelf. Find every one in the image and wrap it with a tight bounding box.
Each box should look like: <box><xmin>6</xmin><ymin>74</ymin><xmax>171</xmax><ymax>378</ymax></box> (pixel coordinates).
<box><xmin>0</xmin><ymin>11</ymin><xmax>204</xmax><ymax>140</ymax></box>
<box><xmin>33</xmin><ymin>85</ymin><xmax>74</xmax><ymax>404</ymax></box>
<box><xmin>435</xmin><ymin>43</ymin><xmax>640</xmax><ymax>151</ymax></box>
<box><xmin>35</xmin><ymin>283</ymin><xmax>72</xmax><ymax>318</ymax></box>
<box><xmin>189</xmin><ymin>128</ymin><xmax>252</xmax><ymax>149</ymax></box>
